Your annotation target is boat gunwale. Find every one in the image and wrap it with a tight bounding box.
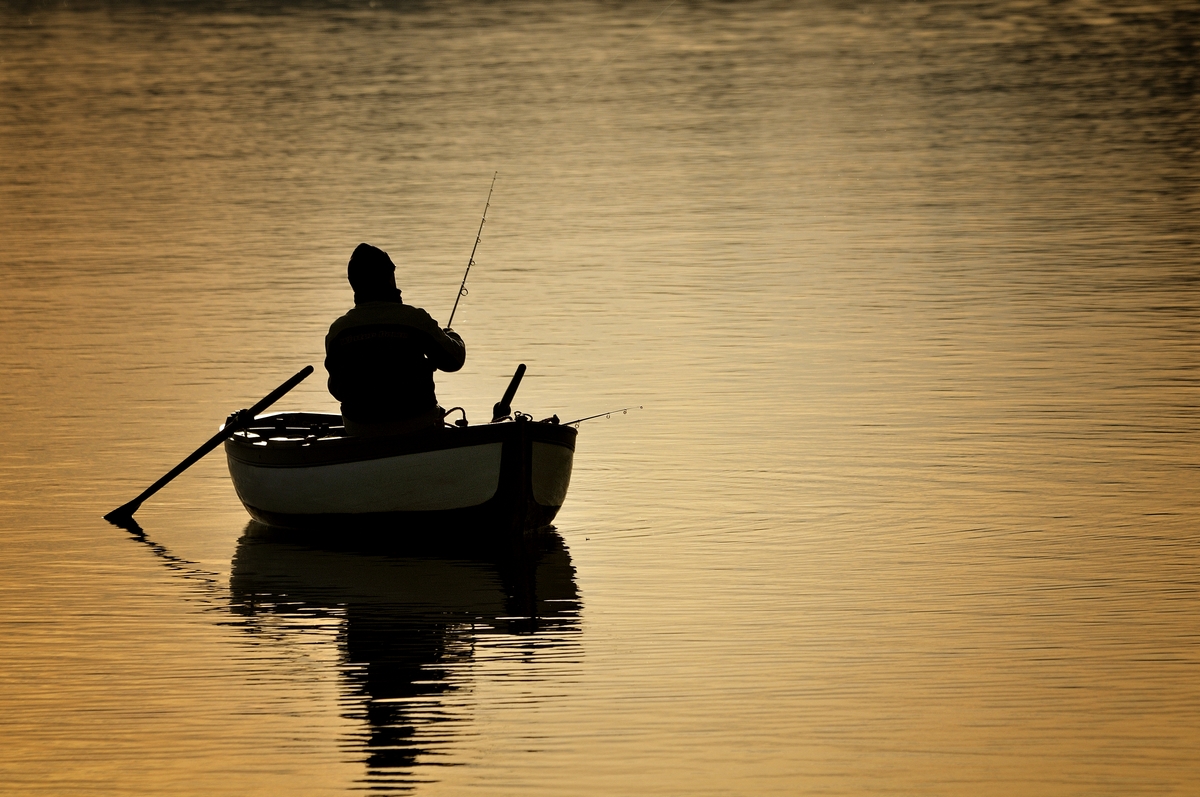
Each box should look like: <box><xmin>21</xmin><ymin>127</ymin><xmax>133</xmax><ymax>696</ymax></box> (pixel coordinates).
<box><xmin>225</xmin><ymin>412</ymin><xmax>576</xmax><ymax>468</ymax></box>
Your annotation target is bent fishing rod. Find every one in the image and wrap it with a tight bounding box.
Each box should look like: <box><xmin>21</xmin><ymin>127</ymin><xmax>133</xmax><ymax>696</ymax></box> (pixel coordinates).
<box><xmin>446</xmin><ymin>171</ymin><xmax>497</xmax><ymax>328</ymax></box>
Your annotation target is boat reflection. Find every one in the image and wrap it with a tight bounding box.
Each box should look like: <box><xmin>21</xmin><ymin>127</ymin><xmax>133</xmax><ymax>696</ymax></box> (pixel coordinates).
<box><xmin>227</xmin><ymin>522</ymin><xmax>580</xmax><ymax>788</ymax></box>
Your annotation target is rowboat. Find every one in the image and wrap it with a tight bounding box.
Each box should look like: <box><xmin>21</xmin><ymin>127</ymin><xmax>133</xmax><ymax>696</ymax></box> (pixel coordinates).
<box><xmin>223</xmin><ymin>412</ymin><xmax>577</xmax><ymax>534</ymax></box>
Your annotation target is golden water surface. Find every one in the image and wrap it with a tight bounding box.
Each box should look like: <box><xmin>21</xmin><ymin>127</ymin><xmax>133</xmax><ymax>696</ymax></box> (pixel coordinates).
<box><xmin>1</xmin><ymin>1</ymin><xmax>1198</xmax><ymax>794</ymax></box>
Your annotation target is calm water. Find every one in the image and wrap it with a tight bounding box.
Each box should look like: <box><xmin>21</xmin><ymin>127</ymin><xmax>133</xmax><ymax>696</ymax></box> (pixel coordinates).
<box><xmin>2</xmin><ymin>1</ymin><xmax>1198</xmax><ymax>794</ymax></box>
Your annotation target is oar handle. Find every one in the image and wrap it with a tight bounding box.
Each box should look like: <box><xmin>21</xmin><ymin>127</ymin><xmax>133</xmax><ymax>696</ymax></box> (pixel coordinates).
<box><xmin>104</xmin><ymin>365</ymin><xmax>314</xmax><ymax>525</ymax></box>
<box><xmin>244</xmin><ymin>365</ymin><xmax>315</xmax><ymax>419</ymax></box>
<box><xmin>491</xmin><ymin>363</ymin><xmax>526</xmax><ymax>423</ymax></box>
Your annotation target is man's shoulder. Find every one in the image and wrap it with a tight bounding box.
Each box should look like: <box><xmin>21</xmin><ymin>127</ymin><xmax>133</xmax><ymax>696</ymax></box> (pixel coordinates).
<box><xmin>328</xmin><ymin>302</ymin><xmax>436</xmax><ymax>338</ymax></box>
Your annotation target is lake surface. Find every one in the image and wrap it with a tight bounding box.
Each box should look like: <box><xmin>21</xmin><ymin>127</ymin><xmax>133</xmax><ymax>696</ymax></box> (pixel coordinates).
<box><xmin>1</xmin><ymin>1</ymin><xmax>1198</xmax><ymax>794</ymax></box>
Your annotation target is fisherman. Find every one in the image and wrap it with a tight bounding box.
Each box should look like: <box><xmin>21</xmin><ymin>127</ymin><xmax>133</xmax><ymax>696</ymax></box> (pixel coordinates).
<box><xmin>326</xmin><ymin>243</ymin><xmax>466</xmax><ymax>436</ymax></box>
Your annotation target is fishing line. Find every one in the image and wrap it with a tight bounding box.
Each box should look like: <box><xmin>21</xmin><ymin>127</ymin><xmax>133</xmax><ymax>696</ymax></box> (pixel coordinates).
<box><xmin>576</xmin><ymin>0</ymin><xmax>678</xmax><ymax>96</ymax></box>
<box><xmin>451</xmin><ymin>0</ymin><xmax>676</xmax><ymax>322</ymax></box>
<box><xmin>447</xmin><ymin>2</ymin><xmax>675</xmax><ymax>416</ymax></box>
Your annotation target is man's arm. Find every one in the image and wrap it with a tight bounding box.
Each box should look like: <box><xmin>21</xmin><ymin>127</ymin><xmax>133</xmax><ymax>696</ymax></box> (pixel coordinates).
<box><xmin>428</xmin><ymin>326</ymin><xmax>466</xmax><ymax>372</ymax></box>
<box><xmin>405</xmin><ymin>306</ymin><xmax>466</xmax><ymax>372</ymax></box>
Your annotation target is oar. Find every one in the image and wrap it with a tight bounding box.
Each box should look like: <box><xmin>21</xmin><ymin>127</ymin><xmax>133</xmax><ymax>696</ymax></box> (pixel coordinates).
<box><xmin>491</xmin><ymin>363</ymin><xmax>526</xmax><ymax>423</ymax></box>
<box><xmin>103</xmin><ymin>365</ymin><xmax>314</xmax><ymax>527</ymax></box>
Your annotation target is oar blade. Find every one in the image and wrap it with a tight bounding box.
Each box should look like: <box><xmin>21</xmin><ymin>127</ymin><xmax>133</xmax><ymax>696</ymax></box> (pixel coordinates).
<box><xmin>103</xmin><ymin>502</ymin><xmax>142</xmax><ymax>529</ymax></box>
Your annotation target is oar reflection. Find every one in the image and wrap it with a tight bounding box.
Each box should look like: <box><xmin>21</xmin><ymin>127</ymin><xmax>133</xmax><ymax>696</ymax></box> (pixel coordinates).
<box><xmin>122</xmin><ymin>520</ymin><xmax>581</xmax><ymax>791</ymax></box>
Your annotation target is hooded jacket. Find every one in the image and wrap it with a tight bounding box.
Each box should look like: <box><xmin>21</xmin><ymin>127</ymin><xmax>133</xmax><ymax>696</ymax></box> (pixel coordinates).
<box><xmin>325</xmin><ymin>300</ymin><xmax>466</xmax><ymax>424</ymax></box>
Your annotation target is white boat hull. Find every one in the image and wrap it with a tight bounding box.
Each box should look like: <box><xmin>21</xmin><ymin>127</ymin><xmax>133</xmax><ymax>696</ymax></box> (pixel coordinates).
<box><xmin>224</xmin><ymin>413</ymin><xmax>576</xmax><ymax>534</ymax></box>
<box><xmin>229</xmin><ymin>442</ymin><xmax>504</xmax><ymax>515</ymax></box>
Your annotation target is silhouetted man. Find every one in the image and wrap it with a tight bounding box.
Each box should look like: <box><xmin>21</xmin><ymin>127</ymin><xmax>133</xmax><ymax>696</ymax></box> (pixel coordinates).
<box><xmin>326</xmin><ymin>243</ymin><xmax>466</xmax><ymax>436</ymax></box>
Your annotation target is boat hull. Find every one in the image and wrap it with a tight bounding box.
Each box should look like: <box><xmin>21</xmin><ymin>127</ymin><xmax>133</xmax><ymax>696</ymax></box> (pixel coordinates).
<box><xmin>224</xmin><ymin>413</ymin><xmax>576</xmax><ymax>536</ymax></box>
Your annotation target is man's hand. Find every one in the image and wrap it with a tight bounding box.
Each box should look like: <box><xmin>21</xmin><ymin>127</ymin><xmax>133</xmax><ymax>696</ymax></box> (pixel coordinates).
<box><xmin>225</xmin><ymin>408</ymin><xmax>256</xmax><ymax>429</ymax></box>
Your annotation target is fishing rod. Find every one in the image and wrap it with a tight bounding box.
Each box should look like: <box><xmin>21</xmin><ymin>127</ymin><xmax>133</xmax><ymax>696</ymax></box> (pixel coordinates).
<box><xmin>446</xmin><ymin>171</ymin><xmax>497</xmax><ymax>328</ymax></box>
<box><xmin>564</xmin><ymin>406</ymin><xmax>642</xmax><ymax>427</ymax></box>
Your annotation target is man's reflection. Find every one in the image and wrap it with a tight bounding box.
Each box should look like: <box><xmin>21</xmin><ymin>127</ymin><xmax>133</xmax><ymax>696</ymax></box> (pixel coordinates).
<box><xmin>227</xmin><ymin>523</ymin><xmax>580</xmax><ymax>786</ymax></box>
